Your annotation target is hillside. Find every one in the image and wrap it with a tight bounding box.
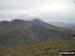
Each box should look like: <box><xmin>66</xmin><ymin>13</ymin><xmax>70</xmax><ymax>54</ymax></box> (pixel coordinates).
<box><xmin>0</xmin><ymin>19</ymin><xmax>75</xmax><ymax>47</ymax></box>
<box><xmin>0</xmin><ymin>38</ymin><xmax>75</xmax><ymax>56</ymax></box>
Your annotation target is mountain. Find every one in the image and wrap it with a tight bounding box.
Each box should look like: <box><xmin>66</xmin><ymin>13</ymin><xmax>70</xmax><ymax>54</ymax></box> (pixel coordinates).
<box><xmin>0</xmin><ymin>21</ymin><xmax>10</xmax><ymax>29</ymax></box>
<box><xmin>50</xmin><ymin>22</ymin><xmax>75</xmax><ymax>29</ymax></box>
<box><xmin>0</xmin><ymin>19</ymin><xmax>75</xmax><ymax>47</ymax></box>
<box><xmin>0</xmin><ymin>38</ymin><xmax>75</xmax><ymax>56</ymax></box>
<box><xmin>32</xmin><ymin>19</ymin><xmax>54</xmax><ymax>27</ymax></box>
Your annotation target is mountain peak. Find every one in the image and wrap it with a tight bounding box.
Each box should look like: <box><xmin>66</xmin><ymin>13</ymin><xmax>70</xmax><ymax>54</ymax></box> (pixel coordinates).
<box><xmin>32</xmin><ymin>19</ymin><xmax>54</xmax><ymax>27</ymax></box>
<box><xmin>0</xmin><ymin>21</ymin><xmax>10</xmax><ymax>25</ymax></box>
<box><xmin>32</xmin><ymin>19</ymin><xmax>43</xmax><ymax>22</ymax></box>
<box><xmin>12</xmin><ymin>19</ymin><xmax>25</xmax><ymax>22</ymax></box>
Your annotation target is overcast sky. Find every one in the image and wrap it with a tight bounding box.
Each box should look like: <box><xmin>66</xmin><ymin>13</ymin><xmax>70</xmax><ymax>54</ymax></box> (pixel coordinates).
<box><xmin>0</xmin><ymin>0</ymin><xmax>75</xmax><ymax>23</ymax></box>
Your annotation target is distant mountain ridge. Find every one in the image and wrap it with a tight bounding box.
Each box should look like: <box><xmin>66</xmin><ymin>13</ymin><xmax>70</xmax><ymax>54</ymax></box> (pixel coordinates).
<box><xmin>0</xmin><ymin>19</ymin><xmax>74</xmax><ymax>47</ymax></box>
<box><xmin>50</xmin><ymin>22</ymin><xmax>75</xmax><ymax>29</ymax></box>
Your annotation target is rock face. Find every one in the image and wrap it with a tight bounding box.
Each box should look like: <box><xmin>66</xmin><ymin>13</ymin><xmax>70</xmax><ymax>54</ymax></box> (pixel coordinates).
<box><xmin>0</xmin><ymin>19</ymin><xmax>74</xmax><ymax>47</ymax></box>
<box><xmin>73</xmin><ymin>34</ymin><xmax>75</xmax><ymax>39</ymax></box>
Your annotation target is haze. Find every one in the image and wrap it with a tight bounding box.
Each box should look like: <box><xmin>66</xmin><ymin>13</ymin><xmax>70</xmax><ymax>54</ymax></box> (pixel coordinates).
<box><xmin>0</xmin><ymin>0</ymin><xmax>75</xmax><ymax>23</ymax></box>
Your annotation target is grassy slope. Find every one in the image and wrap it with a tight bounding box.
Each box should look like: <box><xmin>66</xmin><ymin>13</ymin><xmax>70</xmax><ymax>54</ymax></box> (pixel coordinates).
<box><xmin>0</xmin><ymin>24</ymin><xmax>75</xmax><ymax>47</ymax></box>
<box><xmin>0</xmin><ymin>38</ymin><xmax>75</xmax><ymax>56</ymax></box>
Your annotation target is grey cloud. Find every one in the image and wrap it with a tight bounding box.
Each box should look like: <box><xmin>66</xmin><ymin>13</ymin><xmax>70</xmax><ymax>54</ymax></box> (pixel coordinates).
<box><xmin>0</xmin><ymin>0</ymin><xmax>75</xmax><ymax>24</ymax></box>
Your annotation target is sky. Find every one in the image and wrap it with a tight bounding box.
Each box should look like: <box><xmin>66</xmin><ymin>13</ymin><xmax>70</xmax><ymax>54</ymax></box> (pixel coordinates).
<box><xmin>0</xmin><ymin>0</ymin><xmax>75</xmax><ymax>23</ymax></box>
